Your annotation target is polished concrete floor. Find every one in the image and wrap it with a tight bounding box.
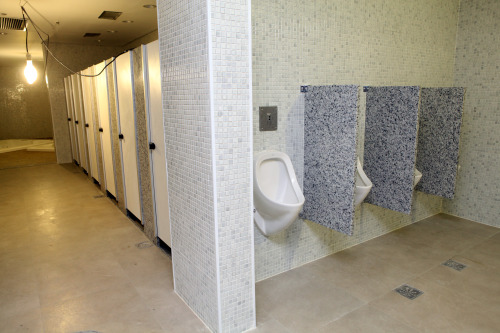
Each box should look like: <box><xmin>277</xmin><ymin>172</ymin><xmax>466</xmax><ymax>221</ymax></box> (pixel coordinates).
<box><xmin>1</xmin><ymin>163</ymin><xmax>499</xmax><ymax>332</ymax></box>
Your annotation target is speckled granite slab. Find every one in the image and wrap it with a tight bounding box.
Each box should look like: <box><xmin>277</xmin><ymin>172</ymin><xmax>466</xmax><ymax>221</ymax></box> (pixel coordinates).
<box><xmin>364</xmin><ymin>86</ymin><xmax>419</xmax><ymax>214</ymax></box>
<box><xmin>415</xmin><ymin>87</ymin><xmax>465</xmax><ymax>199</ymax></box>
<box><xmin>301</xmin><ymin>85</ymin><xmax>358</xmax><ymax>235</ymax></box>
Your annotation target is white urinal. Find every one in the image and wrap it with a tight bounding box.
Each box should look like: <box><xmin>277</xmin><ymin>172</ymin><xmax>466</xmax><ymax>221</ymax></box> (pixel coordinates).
<box><xmin>354</xmin><ymin>158</ymin><xmax>373</xmax><ymax>206</ymax></box>
<box><xmin>253</xmin><ymin>151</ymin><xmax>305</xmax><ymax>236</ymax></box>
<box><xmin>413</xmin><ymin>168</ymin><xmax>422</xmax><ymax>188</ymax></box>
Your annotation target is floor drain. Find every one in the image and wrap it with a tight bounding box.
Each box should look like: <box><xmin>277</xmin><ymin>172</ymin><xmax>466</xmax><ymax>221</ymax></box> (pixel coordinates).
<box><xmin>394</xmin><ymin>284</ymin><xmax>424</xmax><ymax>300</ymax></box>
<box><xmin>443</xmin><ymin>259</ymin><xmax>467</xmax><ymax>271</ymax></box>
<box><xmin>93</xmin><ymin>195</ymin><xmax>105</xmax><ymax>199</ymax></box>
<box><xmin>136</xmin><ymin>241</ymin><xmax>153</xmax><ymax>249</ymax></box>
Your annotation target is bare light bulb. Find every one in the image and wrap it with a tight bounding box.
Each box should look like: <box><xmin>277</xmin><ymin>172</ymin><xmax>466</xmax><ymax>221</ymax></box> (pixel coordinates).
<box><xmin>24</xmin><ymin>53</ymin><xmax>37</xmax><ymax>84</ymax></box>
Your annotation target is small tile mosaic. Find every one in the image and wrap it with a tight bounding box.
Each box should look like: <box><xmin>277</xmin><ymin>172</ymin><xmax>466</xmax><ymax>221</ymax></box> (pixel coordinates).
<box><xmin>158</xmin><ymin>0</ymin><xmax>219</xmax><ymax>330</ymax></box>
<box><xmin>252</xmin><ymin>0</ymin><xmax>458</xmax><ymax>281</ymax></box>
<box><xmin>158</xmin><ymin>0</ymin><xmax>254</xmax><ymax>331</ymax></box>
<box><xmin>442</xmin><ymin>0</ymin><xmax>500</xmax><ymax>229</ymax></box>
<box><xmin>395</xmin><ymin>284</ymin><xmax>424</xmax><ymax>300</ymax></box>
<box><xmin>442</xmin><ymin>259</ymin><xmax>467</xmax><ymax>271</ymax></box>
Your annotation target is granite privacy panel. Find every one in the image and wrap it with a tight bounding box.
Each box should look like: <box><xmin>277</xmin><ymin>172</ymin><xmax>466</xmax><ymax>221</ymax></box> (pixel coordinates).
<box><xmin>416</xmin><ymin>87</ymin><xmax>464</xmax><ymax>199</ymax></box>
<box><xmin>301</xmin><ymin>85</ymin><xmax>358</xmax><ymax>235</ymax></box>
<box><xmin>158</xmin><ymin>0</ymin><xmax>219</xmax><ymax>330</ymax></box>
<box><xmin>106</xmin><ymin>61</ymin><xmax>126</xmax><ymax>213</ymax></box>
<box><xmin>364</xmin><ymin>86</ymin><xmax>420</xmax><ymax>214</ymax></box>
<box><xmin>132</xmin><ymin>47</ymin><xmax>156</xmax><ymax>243</ymax></box>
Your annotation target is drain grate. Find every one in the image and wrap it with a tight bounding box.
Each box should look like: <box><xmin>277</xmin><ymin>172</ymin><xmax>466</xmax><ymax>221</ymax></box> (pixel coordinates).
<box><xmin>136</xmin><ymin>241</ymin><xmax>153</xmax><ymax>249</ymax></box>
<box><xmin>394</xmin><ymin>284</ymin><xmax>424</xmax><ymax>300</ymax></box>
<box><xmin>443</xmin><ymin>259</ymin><xmax>467</xmax><ymax>271</ymax></box>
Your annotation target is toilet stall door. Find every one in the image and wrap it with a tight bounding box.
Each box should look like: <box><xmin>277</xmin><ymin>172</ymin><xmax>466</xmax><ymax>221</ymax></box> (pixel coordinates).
<box><xmin>71</xmin><ymin>74</ymin><xmax>89</xmax><ymax>172</ymax></box>
<box><xmin>64</xmin><ymin>77</ymin><xmax>79</xmax><ymax>163</ymax></box>
<box><xmin>81</xmin><ymin>67</ymin><xmax>100</xmax><ymax>183</ymax></box>
<box><xmin>114</xmin><ymin>52</ymin><xmax>142</xmax><ymax>221</ymax></box>
<box><xmin>95</xmin><ymin>61</ymin><xmax>117</xmax><ymax>197</ymax></box>
<box><xmin>143</xmin><ymin>40</ymin><xmax>171</xmax><ymax>246</ymax></box>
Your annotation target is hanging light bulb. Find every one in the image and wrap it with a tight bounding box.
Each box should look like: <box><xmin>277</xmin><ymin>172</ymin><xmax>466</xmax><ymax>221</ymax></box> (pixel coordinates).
<box><xmin>24</xmin><ymin>53</ymin><xmax>37</xmax><ymax>84</ymax></box>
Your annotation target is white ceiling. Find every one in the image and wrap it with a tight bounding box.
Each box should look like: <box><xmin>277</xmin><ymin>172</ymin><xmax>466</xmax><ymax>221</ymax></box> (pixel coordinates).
<box><xmin>0</xmin><ymin>0</ymin><xmax>158</xmax><ymax>66</ymax></box>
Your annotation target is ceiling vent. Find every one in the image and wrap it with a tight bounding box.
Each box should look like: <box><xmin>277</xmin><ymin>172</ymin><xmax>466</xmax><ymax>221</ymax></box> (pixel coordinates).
<box><xmin>98</xmin><ymin>11</ymin><xmax>122</xmax><ymax>20</ymax></box>
<box><xmin>0</xmin><ymin>17</ymin><xmax>26</xmax><ymax>30</ymax></box>
<box><xmin>83</xmin><ymin>32</ymin><xmax>101</xmax><ymax>38</ymax></box>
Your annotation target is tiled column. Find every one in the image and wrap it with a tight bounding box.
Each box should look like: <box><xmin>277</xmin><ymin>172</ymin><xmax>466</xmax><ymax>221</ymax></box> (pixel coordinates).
<box><xmin>157</xmin><ymin>0</ymin><xmax>255</xmax><ymax>331</ymax></box>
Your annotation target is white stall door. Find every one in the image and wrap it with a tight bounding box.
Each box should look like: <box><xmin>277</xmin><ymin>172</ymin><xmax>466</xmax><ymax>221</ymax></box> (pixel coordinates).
<box><xmin>71</xmin><ymin>74</ymin><xmax>89</xmax><ymax>172</ymax></box>
<box><xmin>143</xmin><ymin>40</ymin><xmax>171</xmax><ymax>246</ymax></box>
<box><xmin>64</xmin><ymin>77</ymin><xmax>79</xmax><ymax>162</ymax></box>
<box><xmin>81</xmin><ymin>68</ymin><xmax>100</xmax><ymax>182</ymax></box>
<box><xmin>94</xmin><ymin>61</ymin><xmax>117</xmax><ymax>197</ymax></box>
<box><xmin>114</xmin><ymin>52</ymin><xmax>142</xmax><ymax>220</ymax></box>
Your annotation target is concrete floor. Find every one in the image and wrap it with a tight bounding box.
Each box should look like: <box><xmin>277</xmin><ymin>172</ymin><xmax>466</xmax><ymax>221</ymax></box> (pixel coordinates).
<box><xmin>1</xmin><ymin>162</ymin><xmax>499</xmax><ymax>332</ymax></box>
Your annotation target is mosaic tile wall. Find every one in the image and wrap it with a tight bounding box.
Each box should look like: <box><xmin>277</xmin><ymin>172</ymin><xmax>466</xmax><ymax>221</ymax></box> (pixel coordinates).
<box><xmin>364</xmin><ymin>86</ymin><xmax>420</xmax><ymax>214</ymax></box>
<box><xmin>416</xmin><ymin>87</ymin><xmax>465</xmax><ymax>199</ymax></box>
<box><xmin>158</xmin><ymin>0</ymin><xmax>254</xmax><ymax>331</ymax></box>
<box><xmin>443</xmin><ymin>0</ymin><xmax>500</xmax><ymax>227</ymax></box>
<box><xmin>157</xmin><ymin>0</ymin><xmax>218</xmax><ymax>330</ymax></box>
<box><xmin>301</xmin><ymin>85</ymin><xmax>358</xmax><ymax>235</ymax></box>
<box><xmin>209</xmin><ymin>0</ymin><xmax>255</xmax><ymax>331</ymax></box>
<box><xmin>252</xmin><ymin>0</ymin><xmax>460</xmax><ymax>281</ymax></box>
<box><xmin>0</xmin><ymin>65</ymin><xmax>52</xmax><ymax>140</ymax></box>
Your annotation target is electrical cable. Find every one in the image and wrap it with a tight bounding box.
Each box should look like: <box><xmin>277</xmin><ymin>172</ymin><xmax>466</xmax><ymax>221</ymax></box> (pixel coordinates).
<box><xmin>22</xmin><ymin>11</ymin><xmax>28</xmax><ymax>53</ymax></box>
<box><xmin>21</xmin><ymin>5</ymin><xmax>130</xmax><ymax>78</ymax></box>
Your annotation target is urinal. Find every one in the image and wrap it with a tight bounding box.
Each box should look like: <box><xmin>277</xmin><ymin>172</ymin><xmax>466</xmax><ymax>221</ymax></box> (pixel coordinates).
<box><xmin>413</xmin><ymin>168</ymin><xmax>422</xmax><ymax>188</ymax></box>
<box><xmin>253</xmin><ymin>150</ymin><xmax>305</xmax><ymax>236</ymax></box>
<box><xmin>354</xmin><ymin>158</ymin><xmax>373</xmax><ymax>206</ymax></box>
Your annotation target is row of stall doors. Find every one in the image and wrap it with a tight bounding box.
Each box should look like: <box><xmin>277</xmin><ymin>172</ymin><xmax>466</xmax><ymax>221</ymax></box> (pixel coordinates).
<box><xmin>63</xmin><ymin>40</ymin><xmax>171</xmax><ymax>246</ymax></box>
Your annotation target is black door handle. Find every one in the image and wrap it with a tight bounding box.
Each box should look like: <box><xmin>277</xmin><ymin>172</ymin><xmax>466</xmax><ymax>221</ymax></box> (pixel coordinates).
<box><xmin>75</xmin><ymin>120</ymin><xmax>79</xmax><ymax>124</ymax></box>
<box><xmin>99</xmin><ymin>128</ymin><xmax>103</xmax><ymax>132</ymax></box>
<box><xmin>85</xmin><ymin>123</ymin><xmax>89</xmax><ymax>128</ymax></box>
<box><xmin>118</xmin><ymin>134</ymin><xmax>124</xmax><ymax>139</ymax></box>
<box><xmin>68</xmin><ymin>118</ymin><xmax>71</xmax><ymax>121</ymax></box>
<box><xmin>149</xmin><ymin>142</ymin><xmax>156</xmax><ymax>150</ymax></box>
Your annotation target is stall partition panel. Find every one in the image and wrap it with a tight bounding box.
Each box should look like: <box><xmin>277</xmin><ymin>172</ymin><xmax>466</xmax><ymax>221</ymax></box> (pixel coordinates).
<box><xmin>114</xmin><ymin>52</ymin><xmax>142</xmax><ymax>221</ymax></box>
<box><xmin>95</xmin><ymin>61</ymin><xmax>117</xmax><ymax>197</ymax></box>
<box><xmin>71</xmin><ymin>74</ymin><xmax>89</xmax><ymax>172</ymax></box>
<box><xmin>143</xmin><ymin>40</ymin><xmax>171</xmax><ymax>246</ymax></box>
<box><xmin>64</xmin><ymin>77</ymin><xmax>79</xmax><ymax>163</ymax></box>
<box><xmin>81</xmin><ymin>68</ymin><xmax>100</xmax><ymax>182</ymax></box>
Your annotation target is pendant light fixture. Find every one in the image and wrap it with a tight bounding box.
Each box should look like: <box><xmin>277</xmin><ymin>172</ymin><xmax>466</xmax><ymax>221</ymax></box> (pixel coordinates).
<box><xmin>22</xmin><ymin>13</ymin><xmax>37</xmax><ymax>84</ymax></box>
<box><xmin>24</xmin><ymin>53</ymin><xmax>37</xmax><ymax>84</ymax></box>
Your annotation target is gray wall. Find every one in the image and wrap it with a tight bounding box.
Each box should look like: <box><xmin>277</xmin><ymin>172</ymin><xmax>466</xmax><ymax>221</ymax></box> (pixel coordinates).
<box><xmin>0</xmin><ymin>63</ymin><xmax>53</xmax><ymax>139</ymax></box>
<box><xmin>443</xmin><ymin>0</ymin><xmax>500</xmax><ymax>227</ymax></box>
<box><xmin>252</xmin><ymin>0</ymin><xmax>459</xmax><ymax>281</ymax></box>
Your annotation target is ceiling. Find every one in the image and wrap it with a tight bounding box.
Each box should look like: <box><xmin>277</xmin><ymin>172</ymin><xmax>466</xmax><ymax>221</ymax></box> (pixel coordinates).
<box><xmin>0</xmin><ymin>0</ymin><xmax>158</xmax><ymax>66</ymax></box>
